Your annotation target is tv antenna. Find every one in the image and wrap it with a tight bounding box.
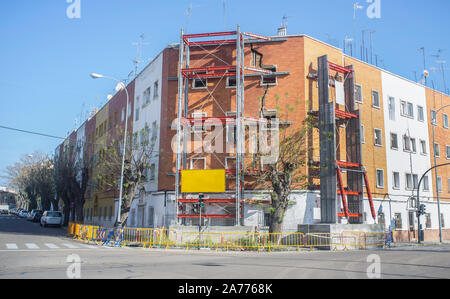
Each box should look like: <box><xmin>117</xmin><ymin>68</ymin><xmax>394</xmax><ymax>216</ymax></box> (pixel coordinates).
<box><xmin>431</xmin><ymin>49</ymin><xmax>447</xmax><ymax>93</ymax></box>
<box><xmin>132</xmin><ymin>34</ymin><xmax>150</xmax><ymax>78</ymax></box>
<box><xmin>185</xmin><ymin>3</ymin><xmax>200</xmax><ymax>33</ymax></box>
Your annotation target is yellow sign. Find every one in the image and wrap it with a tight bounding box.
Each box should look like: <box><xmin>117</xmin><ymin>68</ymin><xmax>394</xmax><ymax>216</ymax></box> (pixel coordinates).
<box><xmin>181</xmin><ymin>169</ymin><xmax>226</xmax><ymax>193</ymax></box>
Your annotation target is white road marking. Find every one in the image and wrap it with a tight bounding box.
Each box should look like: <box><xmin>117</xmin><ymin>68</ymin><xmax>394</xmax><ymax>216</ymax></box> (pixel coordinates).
<box><xmin>25</xmin><ymin>243</ymin><xmax>39</xmax><ymax>249</ymax></box>
<box><xmin>62</xmin><ymin>243</ymin><xmax>79</xmax><ymax>249</ymax></box>
<box><xmin>79</xmin><ymin>244</ymin><xmax>98</xmax><ymax>249</ymax></box>
<box><xmin>6</xmin><ymin>243</ymin><xmax>18</xmax><ymax>249</ymax></box>
<box><xmin>44</xmin><ymin>243</ymin><xmax>60</xmax><ymax>249</ymax></box>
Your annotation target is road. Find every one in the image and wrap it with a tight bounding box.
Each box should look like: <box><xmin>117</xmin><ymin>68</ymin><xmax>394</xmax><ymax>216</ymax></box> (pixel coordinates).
<box><xmin>1</xmin><ymin>214</ymin><xmax>450</xmax><ymax>279</ymax></box>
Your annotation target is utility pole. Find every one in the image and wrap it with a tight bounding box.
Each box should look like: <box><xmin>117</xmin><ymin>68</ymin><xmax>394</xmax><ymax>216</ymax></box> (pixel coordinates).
<box><xmin>198</xmin><ymin>193</ymin><xmax>204</xmax><ymax>250</ymax></box>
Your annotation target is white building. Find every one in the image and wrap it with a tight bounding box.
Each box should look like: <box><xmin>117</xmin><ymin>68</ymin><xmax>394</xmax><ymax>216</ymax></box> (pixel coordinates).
<box><xmin>381</xmin><ymin>71</ymin><xmax>433</xmax><ymax>232</ymax></box>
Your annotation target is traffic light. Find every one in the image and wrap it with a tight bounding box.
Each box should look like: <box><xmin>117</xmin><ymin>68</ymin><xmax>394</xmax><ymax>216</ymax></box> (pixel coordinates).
<box><xmin>198</xmin><ymin>194</ymin><xmax>204</xmax><ymax>208</ymax></box>
<box><xmin>417</xmin><ymin>204</ymin><xmax>426</xmax><ymax>216</ymax></box>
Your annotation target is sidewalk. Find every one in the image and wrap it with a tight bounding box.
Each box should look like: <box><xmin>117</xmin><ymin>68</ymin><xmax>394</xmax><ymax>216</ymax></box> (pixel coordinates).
<box><xmin>388</xmin><ymin>240</ymin><xmax>450</xmax><ymax>248</ymax></box>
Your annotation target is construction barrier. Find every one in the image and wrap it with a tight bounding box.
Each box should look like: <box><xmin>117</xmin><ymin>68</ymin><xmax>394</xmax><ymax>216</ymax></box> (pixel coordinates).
<box><xmin>67</xmin><ymin>222</ymin><xmax>386</xmax><ymax>251</ymax></box>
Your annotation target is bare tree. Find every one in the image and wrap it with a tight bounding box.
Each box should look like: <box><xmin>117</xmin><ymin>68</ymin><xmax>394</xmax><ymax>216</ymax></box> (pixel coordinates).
<box><xmin>53</xmin><ymin>144</ymin><xmax>89</xmax><ymax>224</ymax></box>
<box><xmin>5</xmin><ymin>152</ymin><xmax>55</xmax><ymax>211</ymax></box>
<box><xmin>96</xmin><ymin>123</ymin><xmax>158</xmax><ymax>226</ymax></box>
<box><xmin>253</xmin><ymin>91</ymin><xmax>314</xmax><ymax>236</ymax></box>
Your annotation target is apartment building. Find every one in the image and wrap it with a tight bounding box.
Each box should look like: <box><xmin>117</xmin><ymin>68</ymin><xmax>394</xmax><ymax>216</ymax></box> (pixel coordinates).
<box><xmin>57</xmin><ymin>29</ymin><xmax>450</xmax><ymax>241</ymax></box>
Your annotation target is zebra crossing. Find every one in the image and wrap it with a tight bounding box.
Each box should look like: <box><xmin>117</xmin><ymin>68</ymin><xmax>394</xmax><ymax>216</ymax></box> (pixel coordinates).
<box><xmin>2</xmin><ymin>241</ymin><xmax>100</xmax><ymax>251</ymax></box>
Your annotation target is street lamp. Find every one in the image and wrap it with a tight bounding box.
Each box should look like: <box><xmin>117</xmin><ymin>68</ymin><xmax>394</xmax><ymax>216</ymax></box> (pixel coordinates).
<box><xmin>430</xmin><ymin>98</ymin><xmax>450</xmax><ymax>243</ymax></box>
<box><xmin>90</xmin><ymin>73</ymin><xmax>129</xmax><ymax>230</ymax></box>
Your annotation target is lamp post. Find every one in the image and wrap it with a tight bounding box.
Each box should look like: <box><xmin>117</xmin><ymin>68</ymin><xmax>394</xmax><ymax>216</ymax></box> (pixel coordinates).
<box><xmin>90</xmin><ymin>73</ymin><xmax>129</xmax><ymax>230</ymax></box>
<box><xmin>430</xmin><ymin>101</ymin><xmax>450</xmax><ymax>243</ymax></box>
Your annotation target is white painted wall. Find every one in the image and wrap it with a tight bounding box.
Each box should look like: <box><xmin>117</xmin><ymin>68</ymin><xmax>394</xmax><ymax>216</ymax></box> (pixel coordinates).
<box><xmin>129</xmin><ymin>51</ymin><xmax>164</xmax><ymax>228</ymax></box>
<box><xmin>381</xmin><ymin>71</ymin><xmax>435</xmax><ymax>228</ymax></box>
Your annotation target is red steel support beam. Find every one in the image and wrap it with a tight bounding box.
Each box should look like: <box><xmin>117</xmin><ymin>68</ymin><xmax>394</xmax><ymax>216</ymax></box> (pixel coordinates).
<box><xmin>328</xmin><ymin>61</ymin><xmax>354</xmax><ymax>74</ymax></box>
<box><xmin>336</xmin><ymin>167</ymin><xmax>350</xmax><ymax>218</ymax></box>
<box><xmin>362</xmin><ymin>171</ymin><xmax>377</xmax><ymax>219</ymax></box>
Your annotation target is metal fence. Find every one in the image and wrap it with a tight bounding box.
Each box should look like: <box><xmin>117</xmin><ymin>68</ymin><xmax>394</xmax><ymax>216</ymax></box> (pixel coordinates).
<box><xmin>67</xmin><ymin>222</ymin><xmax>386</xmax><ymax>251</ymax></box>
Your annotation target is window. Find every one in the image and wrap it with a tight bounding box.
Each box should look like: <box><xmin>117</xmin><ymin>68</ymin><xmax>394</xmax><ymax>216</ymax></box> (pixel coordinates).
<box><xmin>400</xmin><ymin>101</ymin><xmax>407</xmax><ymax>116</ymax></box>
<box><xmin>405</xmin><ymin>173</ymin><xmax>419</xmax><ymax>190</ymax></box>
<box><xmin>410</xmin><ymin>138</ymin><xmax>417</xmax><ymax>153</ymax></box>
<box><xmin>437</xmin><ymin>177</ymin><xmax>443</xmax><ymax>193</ymax></box>
<box><xmin>192</xmin><ymin>111</ymin><xmax>206</xmax><ymax>132</ymax></box>
<box><xmin>374</xmin><ymin>129</ymin><xmax>382</xmax><ymax>146</ymax></box>
<box><xmin>388</xmin><ymin>96</ymin><xmax>395</xmax><ymax>120</ymax></box>
<box><xmin>400</xmin><ymin>101</ymin><xmax>414</xmax><ymax>118</ymax></box>
<box><xmin>151</xmin><ymin>121</ymin><xmax>158</xmax><ymax>141</ymax></box>
<box><xmin>262</xmin><ymin>110</ymin><xmax>278</xmax><ymax>131</ymax></box>
<box><xmin>190</xmin><ymin>157</ymin><xmax>206</xmax><ymax>170</ymax></box>
<box><xmin>361</xmin><ymin>125</ymin><xmax>365</xmax><ymax>143</ymax></box>
<box><xmin>446</xmin><ymin>145</ymin><xmax>450</xmax><ymax>159</ymax></box>
<box><xmin>423</xmin><ymin>176</ymin><xmax>429</xmax><ymax>191</ymax></box>
<box><xmin>251</xmin><ymin>49</ymin><xmax>263</xmax><ymax>67</ymax></box>
<box><xmin>109</xmin><ymin>206</ymin><xmax>112</xmax><ymax>220</ymax></box>
<box><xmin>376</xmin><ymin>169</ymin><xmax>384</xmax><ymax>188</ymax></box>
<box><xmin>372</xmin><ymin>90</ymin><xmax>380</xmax><ymax>108</ymax></box>
<box><xmin>431</xmin><ymin>110</ymin><xmax>437</xmax><ymax>125</ymax></box>
<box><xmin>153</xmin><ymin>81</ymin><xmax>159</xmax><ymax>99</ymax></box>
<box><xmin>444</xmin><ymin>114</ymin><xmax>449</xmax><ymax>128</ymax></box>
<box><xmin>261</xmin><ymin>65</ymin><xmax>277</xmax><ymax>86</ymax></box>
<box><xmin>434</xmin><ymin>143</ymin><xmax>440</xmax><ymax>157</ymax></box>
<box><xmin>441</xmin><ymin>213</ymin><xmax>445</xmax><ymax>228</ymax></box>
<box><xmin>403</xmin><ymin>135</ymin><xmax>412</xmax><ymax>152</ymax></box>
<box><xmin>425</xmin><ymin>213</ymin><xmax>431</xmax><ymax>228</ymax></box>
<box><xmin>406</xmin><ymin>173</ymin><xmax>413</xmax><ymax>190</ymax></box>
<box><xmin>355</xmin><ymin>84</ymin><xmax>363</xmax><ymax>103</ymax></box>
<box><xmin>150</xmin><ymin>163</ymin><xmax>156</xmax><ymax>181</ymax></box>
<box><xmin>407</xmin><ymin>102</ymin><xmax>414</xmax><ymax>118</ymax></box>
<box><xmin>394</xmin><ymin>213</ymin><xmax>402</xmax><ymax>229</ymax></box>
<box><xmin>128</xmin><ymin>102</ymin><xmax>132</xmax><ymax>118</ymax></box>
<box><xmin>226</xmin><ymin>70</ymin><xmax>236</xmax><ymax>87</ymax></box>
<box><xmin>225</xmin><ymin>157</ymin><xmax>236</xmax><ymax>170</ymax></box>
<box><xmin>420</xmin><ymin>140</ymin><xmax>427</xmax><ymax>155</ymax></box>
<box><xmin>192</xmin><ymin>72</ymin><xmax>207</xmax><ymax>89</ymax></box>
<box><xmin>390</xmin><ymin>133</ymin><xmax>398</xmax><ymax>150</ymax></box>
<box><xmin>393</xmin><ymin>172</ymin><xmax>400</xmax><ymax>189</ymax></box>
<box><xmin>418</xmin><ymin>106</ymin><xmax>424</xmax><ymax>121</ymax></box>
<box><xmin>135</xmin><ymin>98</ymin><xmax>140</xmax><ymax>121</ymax></box>
<box><xmin>448</xmin><ymin>178</ymin><xmax>450</xmax><ymax>193</ymax></box>
<box><xmin>378</xmin><ymin>212</ymin><xmax>385</xmax><ymax>227</ymax></box>
<box><xmin>144</xmin><ymin>87</ymin><xmax>151</xmax><ymax>104</ymax></box>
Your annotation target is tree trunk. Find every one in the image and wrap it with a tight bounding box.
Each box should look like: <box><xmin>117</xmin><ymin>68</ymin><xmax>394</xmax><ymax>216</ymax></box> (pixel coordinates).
<box><xmin>269</xmin><ymin>191</ymin><xmax>289</xmax><ymax>244</ymax></box>
<box><xmin>75</xmin><ymin>204</ymin><xmax>84</xmax><ymax>222</ymax></box>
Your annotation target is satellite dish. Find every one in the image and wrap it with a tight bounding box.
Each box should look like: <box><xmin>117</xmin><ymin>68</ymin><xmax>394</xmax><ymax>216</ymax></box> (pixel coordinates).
<box><xmin>107</xmin><ymin>94</ymin><xmax>113</xmax><ymax>100</ymax></box>
<box><xmin>423</xmin><ymin>70</ymin><xmax>429</xmax><ymax>77</ymax></box>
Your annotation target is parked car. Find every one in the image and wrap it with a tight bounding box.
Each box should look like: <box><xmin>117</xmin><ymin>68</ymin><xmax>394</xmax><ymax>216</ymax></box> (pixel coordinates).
<box><xmin>19</xmin><ymin>210</ymin><xmax>29</xmax><ymax>218</ymax></box>
<box><xmin>1</xmin><ymin>209</ymin><xmax>8</xmax><ymax>215</ymax></box>
<box><xmin>40</xmin><ymin>211</ymin><xmax>62</xmax><ymax>227</ymax></box>
<box><xmin>31</xmin><ymin>211</ymin><xmax>43</xmax><ymax>222</ymax></box>
<box><xmin>27</xmin><ymin>210</ymin><xmax>42</xmax><ymax>221</ymax></box>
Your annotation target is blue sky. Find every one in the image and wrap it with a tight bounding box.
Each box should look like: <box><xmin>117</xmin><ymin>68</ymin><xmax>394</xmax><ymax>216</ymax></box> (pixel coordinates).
<box><xmin>0</xmin><ymin>0</ymin><xmax>449</xmax><ymax>185</ymax></box>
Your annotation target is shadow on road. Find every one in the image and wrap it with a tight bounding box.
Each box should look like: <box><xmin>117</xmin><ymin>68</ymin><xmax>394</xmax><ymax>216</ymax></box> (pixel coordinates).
<box><xmin>0</xmin><ymin>215</ymin><xmax>68</xmax><ymax>238</ymax></box>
